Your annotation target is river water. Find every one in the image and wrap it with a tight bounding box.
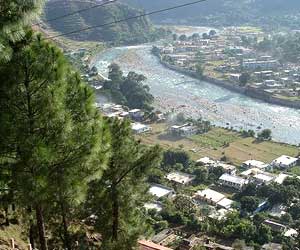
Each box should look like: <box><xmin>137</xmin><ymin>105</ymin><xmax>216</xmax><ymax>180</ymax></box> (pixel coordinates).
<box><xmin>93</xmin><ymin>44</ymin><xmax>300</xmax><ymax>145</ymax></box>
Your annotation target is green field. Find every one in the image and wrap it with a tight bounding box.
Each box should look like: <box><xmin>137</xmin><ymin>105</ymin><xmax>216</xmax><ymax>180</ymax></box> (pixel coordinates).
<box><xmin>138</xmin><ymin>123</ymin><xmax>299</xmax><ymax>166</ymax></box>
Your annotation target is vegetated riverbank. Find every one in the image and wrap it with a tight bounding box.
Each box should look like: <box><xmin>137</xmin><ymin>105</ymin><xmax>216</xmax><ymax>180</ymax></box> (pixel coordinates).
<box><xmin>154</xmin><ymin>52</ymin><xmax>300</xmax><ymax>110</ymax></box>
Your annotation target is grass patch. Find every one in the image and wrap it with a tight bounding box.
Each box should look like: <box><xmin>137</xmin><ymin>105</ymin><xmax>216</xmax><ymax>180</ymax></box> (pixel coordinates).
<box><xmin>137</xmin><ymin>123</ymin><xmax>299</xmax><ymax>166</ymax></box>
<box><xmin>189</xmin><ymin>128</ymin><xmax>240</xmax><ymax>148</ymax></box>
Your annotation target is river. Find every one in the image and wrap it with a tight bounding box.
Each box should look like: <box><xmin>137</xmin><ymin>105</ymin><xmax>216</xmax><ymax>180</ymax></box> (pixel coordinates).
<box><xmin>93</xmin><ymin>44</ymin><xmax>300</xmax><ymax>145</ymax></box>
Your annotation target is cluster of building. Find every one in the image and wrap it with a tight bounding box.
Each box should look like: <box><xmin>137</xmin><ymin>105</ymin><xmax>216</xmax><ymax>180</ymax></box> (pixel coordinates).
<box><xmin>158</xmin><ymin>27</ymin><xmax>300</xmax><ymax>101</ymax></box>
<box><xmin>97</xmin><ymin>103</ymin><xmax>153</xmax><ymax>134</ymax></box>
<box><xmin>143</xmin><ymin>152</ymin><xmax>299</xmax><ymax>249</ymax></box>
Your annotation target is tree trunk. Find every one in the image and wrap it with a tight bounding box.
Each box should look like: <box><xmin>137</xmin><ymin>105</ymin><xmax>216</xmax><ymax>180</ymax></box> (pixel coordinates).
<box><xmin>112</xmin><ymin>186</ymin><xmax>119</xmax><ymax>241</ymax></box>
<box><xmin>35</xmin><ymin>205</ymin><xmax>48</xmax><ymax>250</ymax></box>
<box><xmin>61</xmin><ymin>202</ymin><xmax>72</xmax><ymax>250</ymax></box>
<box><xmin>29</xmin><ymin>219</ymin><xmax>35</xmax><ymax>249</ymax></box>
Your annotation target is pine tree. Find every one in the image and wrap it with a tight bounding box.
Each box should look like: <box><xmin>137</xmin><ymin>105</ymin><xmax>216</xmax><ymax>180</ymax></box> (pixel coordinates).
<box><xmin>85</xmin><ymin>118</ymin><xmax>161</xmax><ymax>250</ymax></box>
<box><xmin>0</xmin><ymin>31</ymin><xmax>109</xmax><ymax>250</ymax></box>
<box><xmin>0</xmin><ymin>0</ymin><xmax>43</xmax><ymax>61</ymax></box>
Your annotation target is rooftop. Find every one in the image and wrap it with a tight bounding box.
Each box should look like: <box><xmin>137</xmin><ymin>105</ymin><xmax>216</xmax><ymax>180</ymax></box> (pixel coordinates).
<box><xmin>219</xmin><ymin>174</ymin><xmax>247</xmax><ymax>185</ymax></box>
<box><xmin>242</xmin><ymin>160</ymin><xmax>267</xmax><ymax>169</ymax></box>
<box><xmin>272</xmin><ymin>155</ymin><xmax>298</xmax><ymax>166</ymax></box>
<box><xmin>139</xmin><ymin>240</ymin><xmax>173</xmax><ymax>250</ymax></box>
<box><xmin>195</xmin><ymin>188</ymin><xmax>225</xmax><ymax>204</ymax></box>
<box><xmin>166</xmin><ymin>171</ymin><xmax>195</xmax><ymax>184</ymax></box>
<box><xmin>217</xmin><ymin>197</ymin><xmax>234</xmax><ymax>209</ymax></box>
<box><xmin>149</xmin><ymin>184</ymin><xmax>173</xmax><ymax>198</ymax></box>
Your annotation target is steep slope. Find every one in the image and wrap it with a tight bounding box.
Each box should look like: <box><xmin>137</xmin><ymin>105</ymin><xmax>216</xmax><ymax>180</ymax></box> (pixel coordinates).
<box><xmin>124</xmin><ymin>0</ymin><xmax>300</xmax><ymax>28</ymax></box>
<box><xmin>43</xmin><ymin>0</ymin><xmax>161</xmax><ymax>44</ymax></box>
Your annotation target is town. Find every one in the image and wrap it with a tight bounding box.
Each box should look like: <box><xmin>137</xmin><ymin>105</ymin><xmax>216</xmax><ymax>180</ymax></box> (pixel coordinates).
<box><xmin>155</xmin><ymin>27</ymin><xmax>300</xmax><ymax>108</ymax></box>
<box><xmin>97</xmin><ymin>102</ymin><xmax>300</xmax><ymax>250</ymax></box>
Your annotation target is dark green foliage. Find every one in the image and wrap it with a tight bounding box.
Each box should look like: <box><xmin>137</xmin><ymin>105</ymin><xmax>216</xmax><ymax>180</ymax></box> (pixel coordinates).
<box><xmin>162</xmin><ymin>149</ymin><xmax>190</xmax><ymax>169</ymax></box>
<box><xmin>103</xmin><ymin>63</ymin><xmax>154</xmax><ymax>111</ymax></box>
<box><xmin>257</xmin><ymin>129</ymin><xmax>272</xmax><ymax>141</ymax></box>
<box><xmin>0</xmin><ymin>30</ymin><xmax>109</xmax><ymax>250</ymax></box>
<box><xmin>240</xmin><ymin>196</ymin><xmax>260</xmax><ymax>213</ymax></box>
<box><xmin>193</xmin><ymin>166</ymin><xmax>208</xmax><ymax>184</ymax></box>
<box><xmin>239</xmin><ymin>72</ymin><xmax>251</xmax><ymax>86</ymax></box>
<box><xmin>85</xmin><ymin>118</ymin><xmax>161</xmax><ymax>250</ymax></box>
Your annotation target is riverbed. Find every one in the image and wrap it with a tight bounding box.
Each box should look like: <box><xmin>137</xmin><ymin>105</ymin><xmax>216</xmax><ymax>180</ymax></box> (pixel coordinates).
<box><xmin>93</xmin><ymin>44</ymin><xmax>300</xmax><ymax>145</ymax></box>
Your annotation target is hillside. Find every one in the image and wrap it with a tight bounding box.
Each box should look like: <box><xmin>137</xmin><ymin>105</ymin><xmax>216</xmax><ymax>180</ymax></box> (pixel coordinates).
<box><xmin>124</xmin><ymin>0</ymin><xmax>300</xmax><ymax>28</ymax></box>
<box><xmin>43</xmin><ymin>0</ymin><xmax>165</xmax><ymax>44</ymax></box>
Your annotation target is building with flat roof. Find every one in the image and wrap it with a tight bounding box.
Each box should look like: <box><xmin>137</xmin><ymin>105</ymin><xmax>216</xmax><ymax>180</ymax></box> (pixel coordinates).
<box><xmin>139</xmin><ymin>240</ymin><xmax>173</xmax><ymax>250</ymax></box>
<box><xmin>131</xmin><ymin>123</ymin><xmax>151</xmax><ymax>134</ymax></box>
<box><xmin>194</xmin><ymin>188</ymin><xmax>225</xmax><ymax>206</ymax></box>
<box><xmin>242</xmin><ymin>160</ymin><xmax>267</xmax><ymax>170</ymax></box>
<box><xmin>271</xmin><ymin>155</ymin><xmax>298</xmax><ymax>169</ymax></box>
<box><xmin>149</xmin><ymin>184</ymin><xmax>174</xmax><ymax>199</ymax></box>
<box><xmin>219</xmin><ymin>174</ymin><xmax>248</xmax><ymax>190</ymax></box>
<box><xmin>165</xmin><ymin>171</ymin><xmax>195</xmax><ymax>185</ymax></box>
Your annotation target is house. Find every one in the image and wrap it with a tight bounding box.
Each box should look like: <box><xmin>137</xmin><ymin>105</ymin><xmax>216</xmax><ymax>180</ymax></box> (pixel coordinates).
<box><xmin>217</xmin><ymin>163</ymin><xmax>236</xmax><ymax>175</ymax></box>
<box><xmin>196</xmin><ymin>157</ymin><xmax>216</xmax><ymax>166</ymax></box>
<box><xmin>149</xmin><ymin>184</ymin><xmax>174</xmax><ymax>199</ymax></box>
<box><xmin>252</xmin><ymin>172</ymin><xmax>275</xmax><ymax>184</ymax></box>
<box><xmin>271</xmin><ymin>155</ymin><xmax>298</xmax><ymax>169</ymax></box>
<box><xmin>138</xmin><ymin>240</ymin><xmax>173</xmax><ymax>250</ymax></box>
<box><xmin>165</xmin><ymin>172</ymin><xmax>195</xmax><ymax>185</ymax></box>
<box><xmin>263</xmin><ymin>220</ymin><xmax>286</xmax><ymax>233</ymax></box>
<box><xmin>242</xmin><ymin>160</ymin><xmax>267</xmax><ymax>170</ymax></box>
<box><xmin>131</xmin><ymin>123</ymin><xmax>151</xmax><ymax>134</ymax></box>
<box><xmin>151</xmin><ymin>229</ymin><xmax>179</xmax><ymax>247</ymax></box>
<box><xmin>129</xmin><ymin>109</ymin><xmax>144</xmax><ymax>121</ymax></box>
<box><xmin>274</xmin><ymin>173</ymin><xmax>291</xmax><ymax>184</ymax></box>
<box><xmin>216</xmin><ymin>197</ymin><xmax>234</xmax><ymax>210</ymax></box>
<box><xmin>194</xmin><ymin>188</ymin><xmax>225</xmax><ymax>206</ymax></box>
<box><xmin>219</xmin><ymin>174</ymin><xmax>248</xmax><ymax>190</ymax></box>
<box><xmin>178</xmin><ymin>235</ymin><xmax>202</xmax><ymax>250</ymax></box>
<box><xmin>169</xmin><ymin>123</ymin><xmax>198</xmax><ymax>137</ymax></box>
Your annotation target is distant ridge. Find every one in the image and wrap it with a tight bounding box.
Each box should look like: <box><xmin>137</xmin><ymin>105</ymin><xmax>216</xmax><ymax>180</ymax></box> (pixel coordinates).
<box><xmin>43</xmin><ymin>0</ymin><xmax>158</xmax><ymax>44</ymax></box>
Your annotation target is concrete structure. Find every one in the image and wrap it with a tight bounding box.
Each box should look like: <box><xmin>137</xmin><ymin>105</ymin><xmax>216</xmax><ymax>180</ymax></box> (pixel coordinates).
<box><xmin>216</xmin><ymin>197</ymin><xmax>234</xmax><ymax>210</ymax></box>
<box><xmin>131</xmin><ymin>123</ymin><xmax>151</xmax><ymax>134</ymax></box>
<box><xmin>261</xmin><ymin>243</ymin><xmax>283</xmax><ymax>250</ymax></box>
<box><xmin>139</xmin><ymin>240</ymin><xmax>173</xmax><ymax>250</ymax></box>
<box><xmin>165</xmin><ymin>171</ymin><xmax>195</xmax><ymax>185</ymax></box>
<box><xmin>242</xmin><ymin>160</ymin><xmax>267</xmax><ymax>170</ymax></box>
<box><xmin>169</xmin><ymin>123</ymin><xmax>198</xmax><ymax>137</ymax></box>
<box><xmin>194</xmin><ymin>188</ymin><xmax>225</xmax><ymax>205</ymax></box>
<box><xmin>271</xmin><ymin>155</ymin><xmax>298</xmax><ymax>169</ymax></box>
<box><xmin>217</xmin><ymin>163</ymin><xmax>236</xmax><ymax>175</ymax></box>
<box><xmin>149</xmin><ymin>184</ymin><xmax>174</xmax><ymax>199</ymax></box>
<box><xmin>129</xmin><ymin>109</ymin><xmax>144</xmax><ymax>121</ymax></box>
<box><xmin>196</xmin><ymin>157</ymin><xmax>216</xmax><ymax>166</ymax></box>
<box><xmin>219</xmin><ymin>174</ymin><xmax>248</xmax><ymax>190</ymax></box>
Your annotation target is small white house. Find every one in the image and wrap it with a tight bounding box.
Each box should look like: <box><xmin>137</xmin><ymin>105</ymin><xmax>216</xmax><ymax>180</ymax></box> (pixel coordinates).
<box><xmin>242</xmin><ymin>160</ymin><xmax>268</xmax><ymax>170</ymax></box>
<box><xmin>165</xmin><ymin>171</ymin><xmax>195</xmax><ymax>185</ymax></box>
<box><xmin>131</xmin><ymin>123</ymin><xmax>151</xmax><ymax>134</ymax></box>
<box><xmin>271</xmin><ymin>155</ymin><xmax>298</xmax><ymax>169</ymax></box>
<box><xmin>219</xmin><ymin>173</ymin><xmax>248</xmax><ymax>190</ymax></box>
<box><xmin>149</xmin><ymin>184</ymin><xmax>174</xmax><ymax>199</ymax></box>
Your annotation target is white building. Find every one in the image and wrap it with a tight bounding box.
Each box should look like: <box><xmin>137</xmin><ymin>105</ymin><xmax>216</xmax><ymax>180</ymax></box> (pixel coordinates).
<box><xmin>196</xmin><ymin>157</ymin><xmax>216</xmax><ymax>166</ymax></box>
<box><xmin>165</xmin><ymin>171</ymin><xmax>195</xmax><ymax>185</ymax></box>
<box><xmin>194</xmin><ymin>188</ymin><xmax>225</xmax><ymax>205</ymax></box>
<box><xmin>131</xmin><ymin>123</ymin><xmax>151</xmax><ymax>134</ymax></box>
<box><xmin>169</xmin><ymin>123</ymin><xmax>198</xmax><ymax>137</ymax></box>
<box><xmin>219</xmin><ymin>174</ymin><xmax>248</xmax><ymax>190</ymax></box>
<box><xmin>216</xmin><ymin>197</ymin><xmax>234</xmax><ymax>210</ymax></box>
<box><xmin>149</xmin><ymin>184</ymin><xmax>174</xmax><ymax>199</ymax></box>
<box><xmin>271</xmin><ymin>155</ymin><xmax>298</xmax><ymax>169</ymax></box>
<box><xmin>242</xmin><ymin>160</ymin><xmax>268</xmax><ymax>170</ymax></box>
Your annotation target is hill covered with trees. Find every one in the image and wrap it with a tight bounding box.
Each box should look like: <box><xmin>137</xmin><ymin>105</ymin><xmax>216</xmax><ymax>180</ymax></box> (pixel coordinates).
<box><xmin>43</xmin><ymin>0</ymin><xmax>168</xmax><ymax>44</ymax></box>
<box><xmin>124</xmin><ymin>0</ymin><xmax>300</xmax><ymax>28</ymax></box>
